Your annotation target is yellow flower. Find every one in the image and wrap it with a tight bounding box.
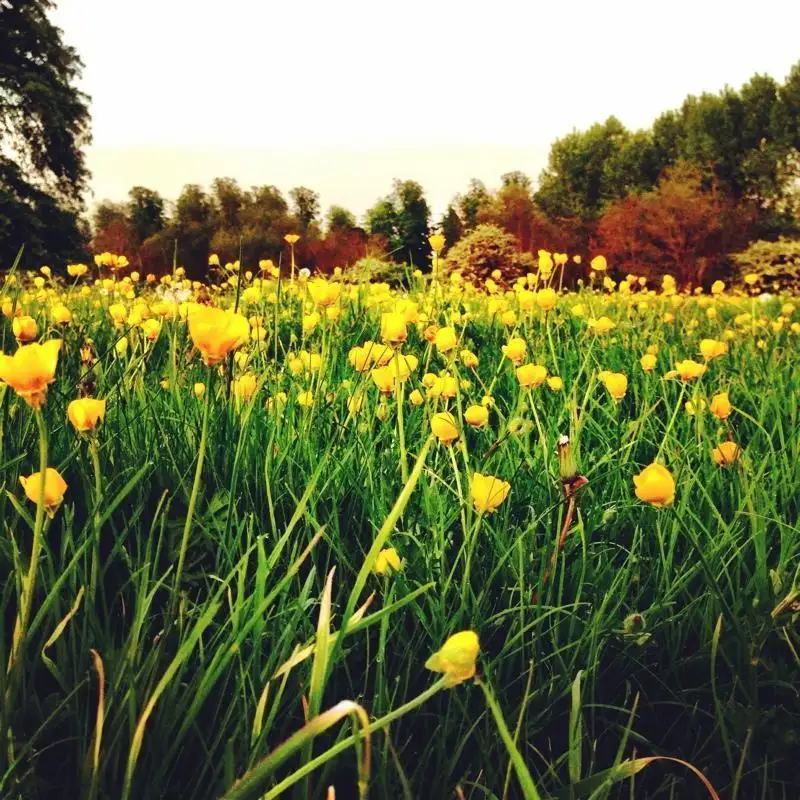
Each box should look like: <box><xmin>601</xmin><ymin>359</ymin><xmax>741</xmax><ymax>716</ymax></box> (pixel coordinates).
<box><xmin>284</xmin><ymin>234</ymin><xmax>300</xmax><ymax>245</ymax></box>
<box><xmin>297</xmin><ymin>390</ymin><xmax>314</xmax><ymax>408</ymax></box>
<box><xmin>464</xmin><ymin>404</ymin><xmax>489</xmax><ymax>428</ymax></box>
<box><xmin>307</xmin><ymin>278</ymin><xmax>341</xmax><ymax>308</ymax></box>
<box><xmin>588</xmin><ymin>316</ymin><xmax>615</xmax><ymax>334</ymax></box>
<box><xmin>67</xmin><ymin>263</ymin><xmax>88</xmax><ymax>278</ymax></box>
<box><xmin>431</xmin><ymin>412</ymin><xmax>459</xmax><ymax>444</ymax></box>
<box><xmin>712</xmin><ymin>441</ymin><xmax>740</xmax><ymax>466</ymax></box>
<box><xmin>67</xmin><ymin>398</ymin><xmax>106</xmax><ymax>432</ymax></box>
<box><xmin>685</xmin><ymin>399</ymin><xmax>706</xmax><ymax>416</ymax></box>
<box><xmin>51</xmin><ymin>305</ymin><xmax>72</xmax><ymax>325</ymax></box>
<box><xmin>516</xmin><ymin>363</ymin><xmax>548</xmax><ymax>389</ymax></box>
<box><xmin>233</xmin><ymin>374</ymin><xmax>258</xmax><ymax>403</ymax></box>
<box><xmin>302</xmin><ymin>311</ymin><xmax>320</xmax><ymax>332</ymax></box>
<box><xmin>388</xmin><ymin>353</ymin><xmax>418</xmax><ymax>381</ymax></box>
<box><xmin>546</xmin><ymin>376</ymin><xmax>564</xmax><ymax>392</ymax></box>
<box><xmin>675</xmin><ymin>359</ymin><xmax>707</xmax><ymax>381</ymax></box>
<box><xmin>425</xmin><ymin>630</ymin><xmax>480</xmax><ymax>687</ymax></box>
<box><xmin>13</xmin><ymin>315</ymin><xmax>38</xmax><ymax>342</ymax></box>
<box><xmin>460</xmin><ymin>349</ymin><xmax>478</xmax><ymax>368</ymax></box>
<box><xmin>501</xmin><ymin>337</ymin><xmax>526</xmax><ymax>364</ymax></box>
<box><xmin>109</xmin><ymin>303</ymin><xmax>128</xmax><ymax>327</ymax></box>
<box><xmin>141</xmin><ymin>318</ymin><xmax>161</xmax><ymax>341</ymax></box>
<box><xmin>601</xmin><ymin>371</ymin><xmax>627</xmax><ymax>400</ymax></box>
<box><xmin>371</xmin><ymin>365</ymin><xmax>396</xmax><ymax>395</ymax></box>
<box><xmin>633</xmin><ymin>462</ymin><xmax>675</xmax><ymax>508</ymax></box>
<box><xmin>535</xmin><ymin>288</ymin><xmax>557</xmax><ymax>312</ymax></box>
<box><xmin>590</xmin><ymin>255</ymin><xmax>607</xmax><ymax>272</ymax></box>
<box><xmin>0</xmin><ymin>339</ymin><xmax>61</xmax><ymax>409</ymax></box>
<box><xmin>711</xmin><ymin>280</ymin><xmax>725</xmax><ymax>295</ymax></box>
<box><xmin>381</xmin><ymin>312</ymin><xmax>407</xmax><ymax>345</ymax></box>
<box><xmin>409</xmin><ymin>389</ymin><xmax>424</xmax><ymax>406</ymax></box>
<box><xmin>428</xmin><ymin>233</ymin><xmax>445</xmax><ymax>254</ymax></box>
<box><xmin>115</xmin><ymin>338</ymin><xmax>128</xmax><ymax>357</ymax></box>
<box><xmin>434</xmin><ymin>326</ymin><xmax>458</xmax><ymax>352</ymax></box>
<box><xmin>744</xmin><ymin>273</ymin><xmax>758</xmax><ymax>286</ymax></box>
<box><xmin>19</xmin><ymin>467</ymin><xmax>68</xmax><ymax>517</ymax></box>
<box><xmin>710</xmin><ymin>392</ymin><xmax>732</xmax><ymax>420</ymax></box>
<box><xmin>374</xmin><ymin>547</ymin><xmax>403</xmax><ymax>576</ymax></box>
<box><xmin>193</xmin><ymin>382</ymin><xmax>206</xmax><ymax>399</ymax></box>
<box><xmin>187</xmin><ymin>305</ymin><xmax>250</xmax><ymax>366</ymax></box>
<box><xmin>471</xmin><ymin>472</ymin><xmax>510</xmax><ymax>514</ymax></box>
<box><xmin>699</xmin><ymin>339</ymin><xmax>728</xmax><ymax>361</ymax></box>
<box><xmin>571</xmin><ymin>303</ymin><xmax>586</xmax><ymax>318</ymax></box>
<box><xmin>640</xmin><ymin>353</ymin><xmax>657</xmax><ymax>372</ymax></box>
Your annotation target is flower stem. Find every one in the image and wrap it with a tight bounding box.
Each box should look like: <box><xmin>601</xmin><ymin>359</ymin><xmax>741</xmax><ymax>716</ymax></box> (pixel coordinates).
<box><xmin>2</xmin><ymin>408</ymin><xmax>49</xmax><ymax>765</ymax></box>
<box><xmin>170</xmin><ymin>366</ymin><xmax>213</xmax><ymax>619</ymax></box>
<box><xmin>88</xmin><ymin>436</ymin><xmax>103</xmax><ymax>606</ymax></box>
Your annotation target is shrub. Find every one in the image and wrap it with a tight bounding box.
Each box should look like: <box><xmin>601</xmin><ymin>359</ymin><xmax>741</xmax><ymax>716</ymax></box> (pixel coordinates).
<box><xmin>730</xmin><ymin>237</ymin><xmax>800</xmax><ymax>291</ymax></box>
<box><xmin>443</xmin><ymin>224</ymin><xmax>522</xmax><ymax>286</ymax></box>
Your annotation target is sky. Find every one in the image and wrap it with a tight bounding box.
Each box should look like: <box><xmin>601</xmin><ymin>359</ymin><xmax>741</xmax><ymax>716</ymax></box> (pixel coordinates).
<box><xmin>53</xmin><ymin>0</ymin><xmax>800</xmax><ymax>223</ymax></box>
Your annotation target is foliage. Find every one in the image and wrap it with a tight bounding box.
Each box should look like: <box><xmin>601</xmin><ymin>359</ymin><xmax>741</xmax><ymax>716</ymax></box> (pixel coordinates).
<box><xmin>0</xmin><ymin>262</ymin><xmax>798</xmax><ymax>800</ymax></box>
<box><xmin>731</xmin><ymin>236</ymin><xmax>800</xmax><ymax>290</ymax></box>
<box><xmin>289</xmin><ymin>186</ymin><xmax>321</xmax><ymax>232</ymax></box>
<box><xmin>443</xmin><ymin>223</ymin><xmax>521</xmax><ymax>284</ymax></box>
<box><xmin>0</xmin><ymin>0</ymin><xmax>91</xmax><ymax>266</ymax></box>
<box><xmin>595</xmin><ymin>163</ymin><xmax>755</xmax><ymax>285</ymax></box>
<box><xmin>365</xmin><ymin>180</ymin><xmax>432</xmax><ymax>268</ymax></box>
<box><xmin>536</xmin><ymin>62</ymin><xmax>800</xmax><ymax>236</ymax></box>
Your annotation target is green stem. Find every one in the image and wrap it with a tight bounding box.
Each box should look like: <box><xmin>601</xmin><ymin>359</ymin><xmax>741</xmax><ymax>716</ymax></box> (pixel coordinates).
<box><xmin>88</xmin><ymin>436</ymin><xmax>103</xmax><ymax>606</ymax></box>
<box><xmin>2</xmin><ymin>408</ymin><xmax>49</xmax><ymax>764</ymax></box>
<box><xmin>394</xmin><ymin>354</ymin><xmax>409</xmax><ymax>483</ymax></box>
<box><xmin>170</xmin><ymin>366</ymin><xmax>213</xmax><ymax>619</ymax></box>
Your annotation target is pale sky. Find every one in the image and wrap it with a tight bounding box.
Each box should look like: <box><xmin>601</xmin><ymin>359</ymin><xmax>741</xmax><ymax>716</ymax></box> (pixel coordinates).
<box><xmin>53</xmin><ymin>0</ymin><xmax>800</xmax><ymax>223</ymax></box>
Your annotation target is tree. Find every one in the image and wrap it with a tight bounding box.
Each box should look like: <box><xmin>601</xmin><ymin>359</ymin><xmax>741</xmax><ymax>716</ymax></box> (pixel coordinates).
<box><xmin>326</xmin><ymin>205</ymin><xmax>357</xmax><ymax>233</ymax></box>
<box><xmin>289</xmin><ymin>186</ymin><xmax>320</xmax><ymax>232</ymax></box>
<box><xmin>595</xmin><ymin>163</ymin><xmax>754</xmax><ymax>286</ymax></box>
<box><xmin>0</xmin><ymin>0</ymin><xmax>91</xmax><ymax>266</ymax></box>
<box><xmin>439</xmin><ymin>205</ymin><xmax>463</xmax><ymax>251</ymax></box>
<box><xmin>393</xmin><ymin>179</ymin><xmax>431</xmax><ymax>268</ymax></box>
<box><xmin>500</xmin><ymin>171</ymin><xmax>533</xmax><ymax>191</ymax></box>
<box><xmin>211</xmin><ymin>177</ymin><xmax>246</xmax><ymax>231</ymax></box>
<box><xmin>365</xmin><ymin>198</ymin><xmax>400</xmax><ymax>252</ymax></box>
<box><xmin>457</xmin><ymin>179</ymin><xmax>492</xmax><ymax>230</ymax></box>
<box><xmin>128</xmin><ymin>187</ymin><xmax>165</xmax><ymax>245</ymax></box>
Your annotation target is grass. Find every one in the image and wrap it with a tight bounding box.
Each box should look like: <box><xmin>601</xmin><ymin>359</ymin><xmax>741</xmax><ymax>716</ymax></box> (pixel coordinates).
<box><xmin>0</xmin><ymin>262</ymin><xmax>798</xmax><ymax>799</ymax></box>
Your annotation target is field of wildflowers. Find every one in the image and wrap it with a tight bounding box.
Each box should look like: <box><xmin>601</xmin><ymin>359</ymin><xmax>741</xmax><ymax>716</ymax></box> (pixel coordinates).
<box><xmin>0</xmin><ymin>243</ymin><xmax>798</xmax><ymax>799</ymax></box>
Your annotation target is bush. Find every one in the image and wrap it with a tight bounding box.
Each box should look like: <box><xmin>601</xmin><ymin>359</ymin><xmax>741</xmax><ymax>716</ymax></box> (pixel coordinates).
<box><xmin>731</xmin><ymin>237</ymin><xmax>800</xmax><ymax>291</ymax></box>
<box><xmin>346</xmin><ymin>256</ymin><xmax>409</xmax><ymax>286</ymax></box>
<box><xmin>443</xmin><ymin>224</ymin><xmax>522</xmax><ymax>286</ymax></box>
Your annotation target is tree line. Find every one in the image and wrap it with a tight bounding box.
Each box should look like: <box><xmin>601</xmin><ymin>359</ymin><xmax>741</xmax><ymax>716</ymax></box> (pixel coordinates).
<box><xmin>2</xmin><ymin>2</ymin><xmax>799</xmax><ymax>282</ymax></box>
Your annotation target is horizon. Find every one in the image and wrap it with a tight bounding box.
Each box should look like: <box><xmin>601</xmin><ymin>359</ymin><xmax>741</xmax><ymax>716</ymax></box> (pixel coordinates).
<box><xmin>53</xmin><ymin>0</ymin><xmax>800</xmax><ymax>222</ymax></box>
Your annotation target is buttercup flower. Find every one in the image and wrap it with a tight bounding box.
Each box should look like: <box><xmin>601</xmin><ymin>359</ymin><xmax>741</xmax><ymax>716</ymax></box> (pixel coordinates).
<box><xmin>699</xmin><ymin>339</ymin><xmax>728</xmax><ymax>361</ymax></box>
<box><xmin>374</xmin><ymin>547</ymin><xmax>403</xmax><ymax>576</ymax></box>
<box><xmin>13</xmin><ymin>316</ymin><xmax>38</xmax><ymax>342</ymax></box>
<box><xmin>425</xmin><ymin>630</ymin><xmax>480</xmax><ymax>687</ymax></box>
<box><xmin>187</xmin><ymin>305</ymin><xmax>249</xmax><ymax>366</ymax></box>
<box><xmin>710</xmin><ymin>392</ymin><xmax>732</xmax><ymax>420</ymax></box>
<box><xmin>471</xmin><ymin>473</ymin><xmax>511</xmax><ymax>513</ymax></box>
<box><xmin>381</xmin><ymin>312</ymin><xmax>407</xmax><ymax>345</ymax></box>
<box><xmin>590</xmin><ymin>255</ymin><xmax>608</xmax><ymax>272</ymax></box>
<box><xmin>68</xmin><ymin>398</ymin><xmax>106</xmax><ymax>432</ymax></box>
<box><xmin>434</xmin><ymin>326</ymin><xmax>458</xmax><ymax>353</ymax></box>
<box><xmin>464</xmin><ymin>404</ymin><xmax>489</xmax><ymax>428</ymax></box>
<box><xmin>501</xmin><ymin>337</ymin><xmax>526</xmax><ymax>364</ymax></box>
<box><xmin>633</xmin><ymin>462</ymin><xmax>675</xmax><ymax>508</ymax></box>
<box><xmin>640</xmin><ymin>353</ymin><xmax>657</xmax><ymax>372</ymax></box>
<box><xmin>20</xmin><ymin>467</ymin><xmax>68</xmax><ymax>518</ymax></box>
<box><xmin>675</xmin><ymin>359</ymin><xmax>707</xmax><ymax>381</ymax></box>
<box><xmin>516</xmin><ymin>363</ymin><xmax>548</xmax><ymax>389</ymax></box>
<box><xmin>431</xmin><ymin>412</ymin><xmax>459</xmax><ymax>444</ymax></box>
<box><xmin>602</xmin><ymin>371</ymin><xmax>628</xmax><ymax>400</ymax></box>
<box><xmin>428</xmin><ymin>233</ymin><xmax>445</xmax><ymax>254</ymax></box>
<box><xmin>0</xmin><ymin>340</ymin><xmax>61</xmax><ymax>409</ymax></box>
<box><xmin>712</xmin><ymin>441</ymin><xmax>740</xmax><ymax>466</ymax></box>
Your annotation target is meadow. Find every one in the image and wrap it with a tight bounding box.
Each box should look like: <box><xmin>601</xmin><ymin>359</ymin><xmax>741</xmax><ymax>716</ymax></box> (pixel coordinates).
<box><xmin>0</xmin><ymin>249</ymin><xmax>798</xmax><ymax>799</ymax></box>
